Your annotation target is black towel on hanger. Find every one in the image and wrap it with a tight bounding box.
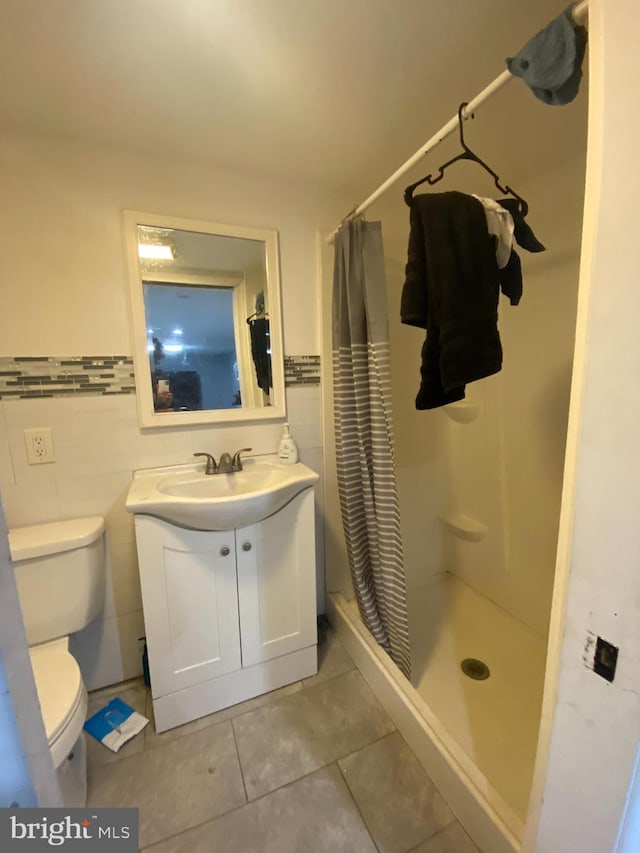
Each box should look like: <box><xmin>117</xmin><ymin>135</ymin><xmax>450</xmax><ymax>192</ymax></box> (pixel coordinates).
<box><xmin>249</xmin><ymin>317</ymin><xmax>272</xmax><ymax>393</ymax></box>
<box><xmin>401</xmin><ymin>191</ymin><xmax>502</xmax><ymax>409</ymax></box>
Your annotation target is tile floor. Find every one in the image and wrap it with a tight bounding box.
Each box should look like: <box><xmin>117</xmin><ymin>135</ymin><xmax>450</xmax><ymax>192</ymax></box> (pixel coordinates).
<box><xmin>86</xmin><ymin>626</ymin><xmax>479</xmax><ymax>853</ymax></box>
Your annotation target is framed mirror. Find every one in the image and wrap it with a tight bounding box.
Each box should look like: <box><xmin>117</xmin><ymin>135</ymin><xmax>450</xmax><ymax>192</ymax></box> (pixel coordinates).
<box><xmin>123</xmin><ymin>211</ymin><xmax>286</xmax><ymax>428</ymax></box>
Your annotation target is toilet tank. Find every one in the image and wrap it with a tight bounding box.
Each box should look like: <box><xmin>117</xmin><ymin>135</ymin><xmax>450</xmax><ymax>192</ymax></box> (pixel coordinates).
<box><xmin>9</xmin><ymin>517</ymin><xmax>105</xmax><ymax>646</ymax></box>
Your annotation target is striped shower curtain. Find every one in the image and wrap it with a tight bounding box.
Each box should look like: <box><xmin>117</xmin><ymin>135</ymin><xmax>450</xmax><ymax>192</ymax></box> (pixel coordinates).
<box><xmin>332</xmin><ymin>219</ymin><xmax>411</xmax><ymax>679</ymax></box>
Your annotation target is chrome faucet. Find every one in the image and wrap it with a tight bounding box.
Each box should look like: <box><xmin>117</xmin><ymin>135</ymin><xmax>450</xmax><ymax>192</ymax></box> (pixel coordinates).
<box><xmin>193</xmin><ymin>452</ymin><xmax>217</xmax><ymax>475</ymax></box>
<box><xmin>193</xmin><ymin>448</ymin><xmax>252</xmax><ymax>475</ymax></box>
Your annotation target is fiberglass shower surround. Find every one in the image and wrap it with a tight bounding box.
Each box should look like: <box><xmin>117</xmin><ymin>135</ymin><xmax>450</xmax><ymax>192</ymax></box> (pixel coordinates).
<box><xmin>326</xmin><ymin>4</ymin><xmax>590</xmax><ymax>852</ymax></box>
<box><xmin>329</xmin><ymin>0</ymin><xmax>588</xmax><ymax>675</ymax></box>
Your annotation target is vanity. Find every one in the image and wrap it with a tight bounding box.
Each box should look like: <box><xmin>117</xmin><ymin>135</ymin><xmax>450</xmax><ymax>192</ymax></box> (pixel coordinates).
<box><xmin>122</xmin><ymin>211</ymin><xmax>319</xmax><ymax>731</ymax></box>
<box><xmin>126</xmin><ymin>457</ymin><xmax>319</xmax><ymax>733</ymax></box>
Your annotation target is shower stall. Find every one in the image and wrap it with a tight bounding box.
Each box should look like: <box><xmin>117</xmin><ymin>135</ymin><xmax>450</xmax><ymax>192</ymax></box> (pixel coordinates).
<box><xmin>321</xmin><ymin>29</ymin><xmax>588</xmax><ymax>853</ymax></box>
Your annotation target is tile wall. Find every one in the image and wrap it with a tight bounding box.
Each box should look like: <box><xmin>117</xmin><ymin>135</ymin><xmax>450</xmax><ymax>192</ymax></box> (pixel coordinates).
<box><xmin>0</xmin><ymin>354</ymin><xmax>321</xmax><ymax>399</ymax></box>
<box><xmin>283</xmin><ymin>355</ymin><xmax>320</xmax><ymax>386</ymax></box>
<box><xmin>0</xmin><ymin>356</ymin><xmax>136</xmax><ymax>399</ymax></box>
<box><xmin>0</xmin><ymin>357</ymin><xmax>323</xmax><ymax>691</ymax></box>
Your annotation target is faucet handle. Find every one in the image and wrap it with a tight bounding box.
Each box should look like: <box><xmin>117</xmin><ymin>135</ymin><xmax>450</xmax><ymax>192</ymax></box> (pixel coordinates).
<box><xmin>193</xmin><ymin>452</ymin><xmax>217</xmax><ymax>475</ymax></box>
<box><xmin>232</xmin><ymin>448</ymin><xmax>253</xmax><ymax>471</ymax></box>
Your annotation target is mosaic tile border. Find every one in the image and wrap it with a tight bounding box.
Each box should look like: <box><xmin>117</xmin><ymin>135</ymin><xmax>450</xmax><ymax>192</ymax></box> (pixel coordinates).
<box><xmin>0</xmin><ymin>354</ymin><xmax>321</xmax><ymax>399</ymax></box>
<box><xmin>284</xmin><ymin>355</ymin><xmax>321</xmax><ymax>387</ymax></box>
<box><xmin>0</xmin><ymin>356</ymin><xmax>135</xmax><ymax>399</ymax></box>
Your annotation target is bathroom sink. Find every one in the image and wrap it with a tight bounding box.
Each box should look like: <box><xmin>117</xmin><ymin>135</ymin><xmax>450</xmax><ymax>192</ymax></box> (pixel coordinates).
<box><xmin>159</xmin><ymin>467</ymin><xmax>283</xmax><ymax>499</ymax></box>
<box><xmin>125</xmin><ymin>456</ymin><xmax>319</xmax><ymax>530</ymax></box>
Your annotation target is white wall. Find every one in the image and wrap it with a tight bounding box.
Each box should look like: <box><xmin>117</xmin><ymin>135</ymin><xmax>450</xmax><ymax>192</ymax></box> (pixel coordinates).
<box><xmin>0</xmin><ymin>133</ymin><xmax>340</xmax><ymax>689</ymax></box>
<box><xmin>528</xmin><ymin>2</ymin><xmax>640</xmax><ymax>849</ymax></box>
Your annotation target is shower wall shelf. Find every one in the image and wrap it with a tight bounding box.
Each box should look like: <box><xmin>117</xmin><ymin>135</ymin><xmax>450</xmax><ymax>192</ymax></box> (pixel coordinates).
<box><xmin>442</xmin><ymin>401</ymin><xmax>480</xmax><ymax>423</ymax></box>
<box><xmin>440</xmin><ymin>513</ymin><xmax>487</xmax><ymax>542</ymax></box>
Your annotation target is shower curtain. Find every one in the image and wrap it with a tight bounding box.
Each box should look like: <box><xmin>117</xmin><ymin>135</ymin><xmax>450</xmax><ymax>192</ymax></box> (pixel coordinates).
<box><xmin>332</xmin><ymin>218</ymin><xmax>411</xmax><ymax>679</ymax></box>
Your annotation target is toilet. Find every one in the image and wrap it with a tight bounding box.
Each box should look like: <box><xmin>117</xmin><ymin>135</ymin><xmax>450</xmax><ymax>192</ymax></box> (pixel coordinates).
<box><xmin>8</xmin><ymin>516</ymin><xmax>106</xmax><ymax>807</ymax></box>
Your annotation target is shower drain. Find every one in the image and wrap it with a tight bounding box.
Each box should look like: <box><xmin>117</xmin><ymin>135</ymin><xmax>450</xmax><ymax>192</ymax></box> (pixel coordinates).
<box><xmin>461</xmin><ymin>658</ymin><xmax>490</xmax><ymax>680</ymax></box>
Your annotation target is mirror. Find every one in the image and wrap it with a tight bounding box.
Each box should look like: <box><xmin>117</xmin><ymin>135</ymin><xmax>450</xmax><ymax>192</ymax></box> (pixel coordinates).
<box><xmin>124</xmin><ymin>211</ymin><xmax>286</xmax><ymax>428</ymax></box>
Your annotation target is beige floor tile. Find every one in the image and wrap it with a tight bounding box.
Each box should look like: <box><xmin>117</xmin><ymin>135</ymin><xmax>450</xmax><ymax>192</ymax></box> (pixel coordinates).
<box><xmin>410</xmin><ymin>822</ymin><xmax>479</xmax><ymax>853</ymax></box>
<box><xmin>86</xmin><ymin>679</ymin><xmax>149</xmax><ymax>767</ymax></box>
<box><xmin>144</xmin><ymin>681</ymin><xmax>304</xmax><ymax>751</ymax></box>
<box><xmin>233</xmin><ymin>669</ymin><xmax>395</xmax><ymax>799</ymax></box>
<box><xmin>302</xmin><ymin>627</ymin><xmax>355</xmax><ymax>687</ymax></box>
<box><xmin>339</xmin><ymin>731</ymin><xmax>455</xmax><ymax>853</ymax></box>
<box><xmin>87</xmin><ymin>720</ymin><xmax>246</xmax><ymax>848</ymax></box>
<box><xmin>142</xmin><ymin>765</ymin><xmax>377</xmax><ymax>853</ymax></box>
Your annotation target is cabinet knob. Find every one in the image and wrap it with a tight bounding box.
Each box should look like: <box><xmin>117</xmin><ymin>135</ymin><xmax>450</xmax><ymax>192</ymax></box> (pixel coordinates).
<box><xmin>242</xmin><ymin>542</ymin><xmax>252</xmax><ymax>552</ymax></box>
<box><xmin>220</xmin><ymin>546</ymin><xmax>230</xmax><ymax>556</ymax></box>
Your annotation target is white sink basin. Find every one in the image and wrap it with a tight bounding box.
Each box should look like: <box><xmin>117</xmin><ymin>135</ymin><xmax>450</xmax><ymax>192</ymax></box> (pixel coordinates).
<box><xmin>126</xmin><ymin>456</ymin><xmax>319</xmax><ymax>530</ymax></box>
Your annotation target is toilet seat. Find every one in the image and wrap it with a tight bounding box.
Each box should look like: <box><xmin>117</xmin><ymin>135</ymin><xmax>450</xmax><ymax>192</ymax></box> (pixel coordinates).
<box><xmin>29</xmin><ymin>638</ymin><xmax>88</xmax><ymax>767</ymax></box>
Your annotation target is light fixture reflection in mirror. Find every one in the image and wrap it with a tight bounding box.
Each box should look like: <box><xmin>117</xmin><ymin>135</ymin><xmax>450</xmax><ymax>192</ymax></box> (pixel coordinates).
<box><xmin>124</xmin><ymin>212</ymin><xmax>286</xmax><ymax>428</ymax></box>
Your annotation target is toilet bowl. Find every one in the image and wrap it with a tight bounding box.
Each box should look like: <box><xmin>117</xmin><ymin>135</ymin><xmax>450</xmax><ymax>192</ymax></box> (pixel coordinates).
<box><xmin>29</xmin><ymin>638</ymin><xmax>89</xmax><ymax>806</ymax></box>
<box><xmin>9</xmin><ymin>516</ymin><xmax>105</xmax><ymax>807</ymax></box>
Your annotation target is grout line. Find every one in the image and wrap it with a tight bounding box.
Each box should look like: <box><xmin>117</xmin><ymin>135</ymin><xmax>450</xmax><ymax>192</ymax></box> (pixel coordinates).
<box><xmin>231</xmin><ymin>725</ymin><xmax>399</xmax><ymax>808</ymax></box>
<box><xmin>335</xmin><ymin>760</ymin><xmax>383</xmax><ymax>853</ymax></box>
<box><xmin>405</xmin><ymin>822</ymin><xmax>478</xmax><ymax>853</ymax></box>
<box><xmin>337</xmin><ymin>734</ymin><xmax>458</xmax><ymax>853</ymax></box>
<box><xmin>335</xmin><ymin>729</ymin><xmax>397</xmax><ymax>768</ymax></box>
<box><xmin>142</xmin><ymin>707</ymin><xmax>231</xmax><ymax>753</ymax></box>
<box><xmin>300</xmin><ymin>662</ymin><xmax>357</xmax><ymax>690</ymax></box>
<box><xmin>139</xmin><ymin>682</ymin><xmax>304</xmax><ymax>754</ymax></box>
<box><xmin>230</xmin><ymin>718</ymin><xmax>249</xmax><ymax>804</ymax></box>
<box><xmin>98</xmin><ymin>655</ymin><xmax>398</xmax><ymax>849</ymax></box>
<box><xmin>221</xmin><ymin>681</ymin><xmax>304</xmax><ymax>724</ymax></box>
<box><xmin>294</xmin><ymin>666</ymin><xmax>356</xmax><ymax>696</ymax></box>
<box><xmin>104</xmin><ymin>715</ymin><xmax>406</xmax><ymax>851</ymax></box>
<box><xmin>139</xmin><ymin>760</ymin><xmax>369</xmax><ymax>850</ymax></box>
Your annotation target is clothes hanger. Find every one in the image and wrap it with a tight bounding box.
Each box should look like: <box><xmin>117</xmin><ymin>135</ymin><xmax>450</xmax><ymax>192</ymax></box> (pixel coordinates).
<box><xmin>404</xmin><ymin>103</ymin><xmax>529</xmax><ymax>215</ymax></box>
<box><xmin>247</xmin><ymin>290</ymin><xmax>269</xmax><ymax>324</ymax></box>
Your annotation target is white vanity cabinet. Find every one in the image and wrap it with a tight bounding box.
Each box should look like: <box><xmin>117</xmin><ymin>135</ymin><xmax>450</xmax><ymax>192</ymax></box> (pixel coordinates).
<box><xmin>134</xmin><ymin>488</ymin><xmax>318</xmax><ymax>732</ymax></box>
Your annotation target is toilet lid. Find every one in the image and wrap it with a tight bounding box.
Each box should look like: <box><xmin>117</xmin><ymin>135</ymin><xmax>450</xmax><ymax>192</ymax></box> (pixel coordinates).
<box><xmin>29</xmin><ymin>639</ymin><xmax>84</xmax><ymax>745</ymax></box>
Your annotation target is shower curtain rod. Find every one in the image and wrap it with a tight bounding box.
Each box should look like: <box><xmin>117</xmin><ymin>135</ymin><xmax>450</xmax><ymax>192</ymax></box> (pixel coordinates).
<box><xmin>328</xmin><ymin>0</ymin><xmax>589</xmax><ymax>243</ymax></box>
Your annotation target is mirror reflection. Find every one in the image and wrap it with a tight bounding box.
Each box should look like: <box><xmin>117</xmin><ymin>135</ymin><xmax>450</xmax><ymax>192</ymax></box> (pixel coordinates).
<box><xmin>145</xmin><ymin>282</ymin><xmax>242</xmax><ymax>412</ymax></box>
<box><xmin>125</xmin><ymin>214</ymin><xmax>283</xmax><ymax>426</ymax></box>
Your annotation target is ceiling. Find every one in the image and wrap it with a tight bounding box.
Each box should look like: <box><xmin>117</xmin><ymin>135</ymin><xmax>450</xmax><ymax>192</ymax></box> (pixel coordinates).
<box><xmin>139</xmin><ymin>226</ymin><xmax>266</xmax><ymax>276</ymax></box>
<box><xmin>0</xmin><ymin>0</ymin><xmax>583</xmax><ymax>199</ymax></box>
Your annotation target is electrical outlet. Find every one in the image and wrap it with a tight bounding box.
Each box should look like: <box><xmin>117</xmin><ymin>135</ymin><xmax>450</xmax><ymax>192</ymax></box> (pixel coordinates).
<box><xmin>24</xmin><ymin>428</ymin><xmax>55</xmax><ymax>465</ymax></box>
<box><xmin>583</xmin><ymin>630</ymin><xmax>619</xmax><ymax>683</ymax></box>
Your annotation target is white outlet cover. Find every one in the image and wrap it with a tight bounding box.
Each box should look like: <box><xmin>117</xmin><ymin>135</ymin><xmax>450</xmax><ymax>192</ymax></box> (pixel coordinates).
<box><xmin>24</xmin><ymin>428</ymin><xmax>55</xmax><ymax>465</ymax></box>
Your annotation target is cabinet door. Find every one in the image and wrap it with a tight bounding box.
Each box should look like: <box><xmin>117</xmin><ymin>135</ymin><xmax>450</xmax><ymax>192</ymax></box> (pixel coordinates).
<box><xmin>134</xmin><ymin>516</ymin><xmax>241</xmax><ymax>697</ymax></box>
<box><xmin>237</xmin><ymin>488</ymin><xmax>317</xmax><ymax>667</ymax></box>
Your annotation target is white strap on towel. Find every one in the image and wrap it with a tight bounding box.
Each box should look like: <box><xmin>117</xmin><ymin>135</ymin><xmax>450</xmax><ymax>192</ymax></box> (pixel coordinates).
<box><xmin>472</xmin><ymin>195</ymin><xmax>515</xmax><ymax>268</ymax></box>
